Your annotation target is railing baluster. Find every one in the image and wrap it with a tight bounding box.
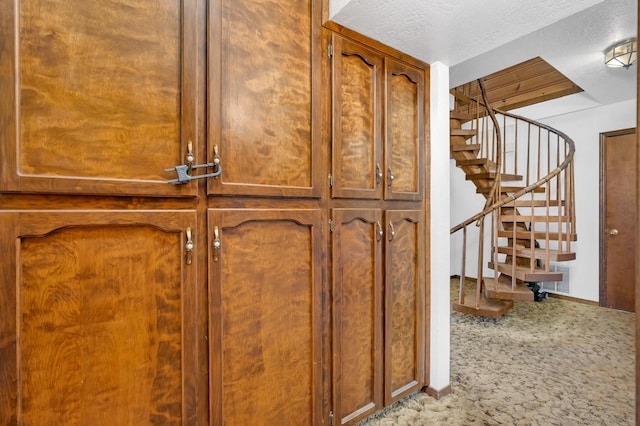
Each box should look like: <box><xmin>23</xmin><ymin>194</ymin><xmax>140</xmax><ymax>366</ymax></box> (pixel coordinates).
<box><xmin>476</xmin><ymin>218</ymin><xmax>485</xmax><ymax>309</ymax></box>
<box><xmin>545</xmin><ymin>184</ymin><xmax>551</xmax><ymax>272</ymax></box>
<box><xmin>526</xmin><ymin>123</ymin><xmax>531</xmax><ymax>186</ymax></box>
<box><xmin>537</xmin><ymin>127</ymin><xmax>542</xmax><ymax>182</ymax></box>
<box><xmin>516</xmin><ymin>116</ymin><xmax>520</xmax><ymax>175</ymax></box>
<box><xmin>460</xmin><ymin>225</ymin><xmax>467</xmax><ymax>305</ymax></box>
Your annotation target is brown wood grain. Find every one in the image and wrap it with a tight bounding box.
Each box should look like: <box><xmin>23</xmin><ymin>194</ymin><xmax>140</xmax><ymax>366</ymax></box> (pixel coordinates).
<box><xmin>601</xmin><ymin>129</ymin><xmax>637</xmax><ymax>312</ymax></box>
<box><xmin>384</xmin><ymin>210</ymin><xmax>425</xmax><ymax>404</ymax></box>
<box><xmin>209</xmin><ymin>209</ymin><xmax>323</xmax><ymax>426</ymax></box>
<box><xmin>209</xmin><ymin>0</ymin><xmax>322</xmax><ymax>198</ymax></box>
<box><xmin>0</xmin><ymin>0</ymin><xmax>199</xmax><ymax>197</ymax></box>
<box><xmin>1</xmin><ymin>211</ymin><xmax>199</xmax><ymax>424</ymax></box>
<box><xmin>332</xmin><ymin>209</ymin><xmax>383</xmax><ymax>425</ymax></box>
<box><xmin>332</xmin><ymin>36</ymin><xmax>383</xmax><ymax>200</ymax></box>
<box><xmin>385</xmin><ymin>59</ymin><xmax>424</xmax><ymax>201</ymax></box>
<box><xmin>453</xmin><ymin>57</ymin><xmax>583</xmax><ymax>113</ymax></box>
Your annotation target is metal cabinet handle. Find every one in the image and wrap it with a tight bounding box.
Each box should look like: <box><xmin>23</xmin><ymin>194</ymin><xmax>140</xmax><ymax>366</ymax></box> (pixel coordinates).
<box><xmin>376</xmin><ymin>221</ymin><xmax>383</xmax><ymax>241</ymax></box>
<box><xmin>213</xmin><ymin>226</ymin><xmax>221</xmax><ymax>261</ymax></box>
<box><xmin>185</xmin><ymin>227</ymin><xmax>194</xmax><ymax>265</ymax></box>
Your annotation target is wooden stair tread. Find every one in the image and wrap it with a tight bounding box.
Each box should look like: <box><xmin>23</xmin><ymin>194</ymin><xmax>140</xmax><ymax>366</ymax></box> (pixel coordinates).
<box><xmin>450</xmin><ymin>128</ymin><xmax>477</xmax><ymax>138</ymax></box>
<box><xmin>488</xmin><ymin>262</ymin><xmax>563</xmax><ymax>282</ymax></box>
<box><xmin>502</xmin><ymin>200</ymin><xmax>565</xmax><ymax>207</ymax></box>
<box><xmin>483</xmin><ymin>277</ymin><xmax>534</xmax><ymax>302</ymax></box>
<box><xmin>452</xmin><ymin>292</ymin><xmax>514</xmax><ymax>318</ymax></box>
<box><xmin>497</xmin><ymin>246</ymin><xmax>576</xmax><ymax>261</ymax></box>
<box><xmin>466</xmin><ymin>172</ymin><xmax>523</xmax><ymax>181</ymax></box>
<box><xmin>477</xmin><ymin>185</ymin><xmax>545</xmax><ymax>194</ymax></box>
<box><xmin>450</xmin><ymin>111</ymin><xmax>476</xmax><ymax>121</ymax></box>
<box><xmin>497</xmin><ymin>230</ymin><xmax>578</xmax><ymax>241</ymax></box>
<box><xmin>500</xmin><ymin>215</ymin><xmax>569</xmax><ymax>223</ymax></box>
<box><xmin>456</xmin><ymin>158</ymin><xmax>490</xmax><ymax>166</ymax></box>
<box><xmin>451</xmin><ymin>144</ymin><xmax>481</xmax><ymax>152</ymax></box>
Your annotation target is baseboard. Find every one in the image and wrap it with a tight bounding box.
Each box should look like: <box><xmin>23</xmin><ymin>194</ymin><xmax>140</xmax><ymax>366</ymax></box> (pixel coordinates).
<box><xmin>548</xmin><ymin>293</ymin><xmax>599</xmax><ymax>306</ymax></box>
<box><xmin>424</xmin><ymin>384</ymin><xmax>452</xmax><ymax>400</ymax></box>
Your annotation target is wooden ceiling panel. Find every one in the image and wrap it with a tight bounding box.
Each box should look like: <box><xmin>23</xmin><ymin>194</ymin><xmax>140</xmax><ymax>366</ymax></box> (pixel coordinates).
<box><xmin>452</xmin><ymin>57</ymin><xmax>583</xmax><ymax>112</ymax></box>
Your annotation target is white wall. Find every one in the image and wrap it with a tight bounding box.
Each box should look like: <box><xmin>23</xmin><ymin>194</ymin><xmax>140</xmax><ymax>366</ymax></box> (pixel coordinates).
<box><xmin>540</xmin><ymin>99</ymin><xmax>636</xmax><ymax>301</ymax></box>
<box><xmin>449</xmin><ymin>98</ymin><xmax>637</xmax><ymax>302</ymax></box>
<box><xmin>430</xmin><ymin>62</ymin><xmax>451</xmax><ymax>392</ymax></box>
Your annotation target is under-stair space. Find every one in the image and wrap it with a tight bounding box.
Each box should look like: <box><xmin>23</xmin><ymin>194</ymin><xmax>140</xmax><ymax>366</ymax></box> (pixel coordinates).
<box><xmin>450</xmin><ymin>81</ymin><xmax>577</xmax><ymax>317</ymax></box>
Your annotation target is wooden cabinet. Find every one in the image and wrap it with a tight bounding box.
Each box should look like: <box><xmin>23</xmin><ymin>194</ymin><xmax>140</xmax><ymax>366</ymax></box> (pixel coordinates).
<box><xmin>331</xmin><ymin>35</ymin><xmax>425</xmax><ymax>201</ymax></box>
<box><xmin>329</xmin><ymin>29</ymin><xmax>427</xmax><ymax>425</ymax></box>
<box><xmin>0</xmin><ymin>2</ymin><xmax>429</xmax><ymax>424</ymax></box>
<box><xmin>331</xmin><ymin>36</ymin><xmax>384</xmax><ymax>200</ymax></box>
<box><xmin>208</xmin><ymin>209</ymin><xmax>324</xmax><ymax>425</ymax></box>
<box><xmin>384</xmin><ymin>210</ymin><xmax>426</xmax><ymax>404</ymax></box>
<box><xmin>208</xmin><ymin>0</ymin><xmax>322</xmax><ymax>198</ymax></box>
<box><xmin>331</xmin><ymin>209</ymin><xmax>384</xmax><ymax>425</ymax></box>
<box><xmin>0</xmin><ymin>0</ymin><xmax>198</xmax><ymax>197</ymax></box>
<box><xmin>384</xmin><ymin>61</ymin><xmax>425</xmax><ymax>201</ymax></box>
<box><xmin>0</xmin><ymin>211</ymin><xmax>199</xmax><ymax>424</ymax></box>
<box><xmin>331</xmin><ymin>209</ymin><xmax>425</xmax><ymax>425</ymax></box>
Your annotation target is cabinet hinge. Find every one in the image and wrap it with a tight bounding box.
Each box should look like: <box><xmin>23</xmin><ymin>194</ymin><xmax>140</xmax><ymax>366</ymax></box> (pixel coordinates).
<box><xmin>329</xmin><ymin>411</ymin><xmax>334</xmax><ymax>426</ymax></box>
<box><xmin>328</xmin><ymin>44</ymin><xmax>334</xmax><ymax>58</ymax></box>
<box><xmin>328</xmin><ymin>174</ymin><xmax>333</xmax><ymax>188</ymax></box>
<box><xmin>328</xmin><ymin>219</ymin><xmax>334</xmax><ymax>233</ymax></box>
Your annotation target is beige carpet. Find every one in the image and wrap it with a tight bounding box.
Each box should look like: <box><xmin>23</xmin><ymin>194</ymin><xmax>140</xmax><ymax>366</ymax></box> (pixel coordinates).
<box><xmin>358</xmin><ymin>279</ymin><xmax>635</xmax><ymax>425</ymax></box>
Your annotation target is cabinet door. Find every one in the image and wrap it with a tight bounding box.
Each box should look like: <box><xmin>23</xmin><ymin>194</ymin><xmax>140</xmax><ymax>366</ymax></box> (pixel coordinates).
<box><xmin>0</xmin><ymin>211</ymin><xmax>200</xmax><ymax>424</ymax></box>
<box><xmin>209</xmin><ymin>209</ymin><xmax>323</xmax><ymax>425</ymax></box>
<box><xmin>384</xmin><ymin>59</ymin><xmax>425</xmax><ymax>201</ymax></box>
<box><xmin>331</xmin><ymin>209</ymin><xmax>383</xmax><ymax>425</ymax></box>
<box><xmin>208</xmin><ymin>0</ymin><xmax>322</xmax><ymax>198</ymax></box>
<box><xmin>0</xmin><ymin>0</ymin><xmax>199</xmax><ymax>197</ymax></box>
<box><xmin>331</xmin><ymin>36</ymin><xmax>384</xmax><ymax>200</ymax></box>
<box><xmin>384</xmin><ymin>210</ymin><xmax>425</xmax><ymax>404</ymax></box>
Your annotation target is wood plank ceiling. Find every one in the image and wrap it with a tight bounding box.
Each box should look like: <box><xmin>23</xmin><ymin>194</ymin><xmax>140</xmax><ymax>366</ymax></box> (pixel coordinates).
<box><xmin>452</xmin><ymin>56</ymin><xmax>583</xmax><ymax>111</ymax></box>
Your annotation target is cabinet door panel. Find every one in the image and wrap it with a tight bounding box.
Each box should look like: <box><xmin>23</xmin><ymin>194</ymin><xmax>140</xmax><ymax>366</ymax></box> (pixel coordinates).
<box><xmin>384</xmin><ymin>210</ymin><xmax>425</xmax><ymax>404</ymax></box>
<box><xmin>209</xmin><ymin>209</ymin><xmax>323</xmax><ymax>425</ymax></box>
<box><xmin>0</xmin><ymin>0</ymin><xmax>199</xmax><ymax>197</ymax></box>
<box><xmin>209</xmin><ymin>0</ymin><xmax>321</xmax><ymax>198</ymax></box>
<box><xmin>331</xmin><ymin>209</ymin><xmax>383</xmax><ymax>425</ymax></box>
<box><xmin>0</xmin><ymin>211</ymin><xmax>199</xmax><ymax>425</ymax></box>
<box><xmin>384</xmin><ymin>59</ymin><xmax>424</xmax><ymax>201</ymax></box>
<box><xmin>331</xmin><ymin>36</ymin><xmax>383</xmax><ymax>200</ymax></box>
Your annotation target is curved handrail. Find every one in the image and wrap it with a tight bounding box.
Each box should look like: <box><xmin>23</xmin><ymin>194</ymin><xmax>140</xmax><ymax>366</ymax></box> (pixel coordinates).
<box><xmin>450</xmin><ymin>106</ymin><xmax>576</xmax><ymax>234</ymax></box>
<box><xmin>477</xmin><ymin>79</ymin><xmax>502</xmax><ymax>210</ymax></box>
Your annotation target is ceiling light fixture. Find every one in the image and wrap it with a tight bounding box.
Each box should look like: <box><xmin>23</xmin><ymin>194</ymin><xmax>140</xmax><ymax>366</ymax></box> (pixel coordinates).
<box><xmin>604</xmin><ymin>38</ymin><xmax>637</xmax><ymax>69</ymax></box>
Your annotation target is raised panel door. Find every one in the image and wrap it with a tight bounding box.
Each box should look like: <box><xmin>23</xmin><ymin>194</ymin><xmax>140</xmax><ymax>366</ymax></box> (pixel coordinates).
<box><xmin>208</xmin><ymin>0</ymin><xmax>322</xmax><ymax>198</ymax></box>
<box><xmin>0</xmin><ymin>211</ymin><xmax>199</xmax><ymax>424</ymax></box>
<box><xmin>331</xmin><ymin>36</ymin><xmax>384</xmax><ymax>200</ymax></box>
<box><xmin>384</xmin><ymin>209</ymin><xmax>425</xmax><ymax>404</ymax></box>
<box><xmin>0</xmin><ymin>0</ymin><xmax>199</xmax><ymax>197</ymax></box>
<box><xmin>384</xmin><ymin>59</ymin><xmax>425</xmax><ymax>201</ymax></box>
<box><xmin>208</xmin><ymin>209</ymin><xmax>323</xmax><ymax>425</ymax></box>
<box><xmin>331</xmin><ymin>209</ymin><xmax>384</xmax><ymax>425</ymax></box>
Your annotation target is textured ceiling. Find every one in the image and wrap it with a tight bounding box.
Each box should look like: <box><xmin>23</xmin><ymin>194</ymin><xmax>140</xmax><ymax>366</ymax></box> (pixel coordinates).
<box><xmin>330</xmin><ymin>0</ymin><xmax>637</xmax><ymax>118</ymax></box>
<box><xmin>330</xmin><ymin>0</ymin><xmax>605</xmax><ymax>66</ymax></box>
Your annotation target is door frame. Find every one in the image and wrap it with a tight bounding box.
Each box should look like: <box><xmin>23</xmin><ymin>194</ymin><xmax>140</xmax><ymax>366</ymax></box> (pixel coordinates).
<box><xmin>599</xmin><ymin>127</ymin><xmax>637</xmax><ymax>308</ymax></box>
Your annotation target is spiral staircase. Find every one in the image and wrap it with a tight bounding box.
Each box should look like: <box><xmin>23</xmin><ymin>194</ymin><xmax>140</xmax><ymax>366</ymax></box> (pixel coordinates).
<box><xmin>450</xmin><ymin>80</ymin><xmax>577</xmax><ymax>317</ymax></box>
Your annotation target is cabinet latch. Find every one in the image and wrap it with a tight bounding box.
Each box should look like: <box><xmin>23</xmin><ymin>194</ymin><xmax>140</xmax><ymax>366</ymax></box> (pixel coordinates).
<box><xmin>165</xmin><ymin>142</ymin><xmax>222</xmax><ymax>184</ymax></box>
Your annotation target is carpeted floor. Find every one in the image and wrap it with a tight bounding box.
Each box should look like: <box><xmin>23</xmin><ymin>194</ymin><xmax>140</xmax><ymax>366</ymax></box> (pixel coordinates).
<box><xmin>357</xmin><ymin>279</ymin><xmax>635</xmax><ymax>425</ymax></box>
